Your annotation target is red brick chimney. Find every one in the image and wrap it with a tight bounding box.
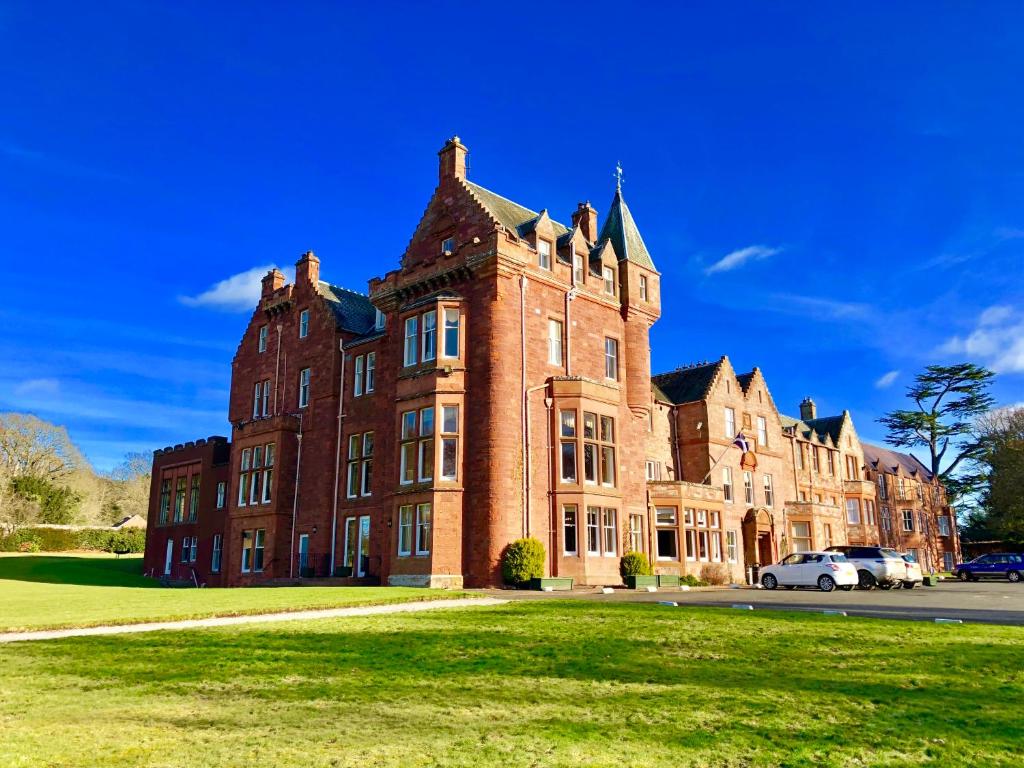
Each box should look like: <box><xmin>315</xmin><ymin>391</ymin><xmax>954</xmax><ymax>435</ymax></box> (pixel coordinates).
<box><xmin>295</xmin><ymin>250</ymin><xmax>320</xmax><ymax>285</ymax></box>
<box><xmin>438</xmin><ymin>136</ymin><xmax>468</xmax><ymax>183</ymax></box>
<box><xmin>572</xmin><ymin>201</ymin><xmax>598</xmax><ymax>243</ymax></box>
<box><xmin>261</xmin><ymin>268</ymin><xmax>285</xmax><ymax>297</ymax></box>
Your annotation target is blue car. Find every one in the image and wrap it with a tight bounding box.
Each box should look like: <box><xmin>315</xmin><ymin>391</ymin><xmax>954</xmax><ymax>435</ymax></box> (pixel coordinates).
<box><xmin>954</xmin><ymin>553</ymin><xmax>1024</xmax><ymax>583</ymax></box>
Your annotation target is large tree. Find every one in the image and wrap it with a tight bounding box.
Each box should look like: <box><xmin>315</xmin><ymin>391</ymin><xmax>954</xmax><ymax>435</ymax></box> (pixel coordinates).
<box><xmin>973</xmin><ymin>406</ymin><xmax>1024</xmax><ymax>542</ymax></box>
<box><xmin>878</xmin><ymin>363</ymin><xmax>995</xmax><ymax>501</ymax></box>
<box><xmin>0</xmin><ymin>413</ymin><xmax>85</xmax><ymax>480</ymax></box>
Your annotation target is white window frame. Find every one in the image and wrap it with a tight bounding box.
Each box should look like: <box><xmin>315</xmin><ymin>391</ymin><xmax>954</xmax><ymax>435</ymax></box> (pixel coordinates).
<box><xmin>563</xmin><ymin>505</ymin><xmax>578</xmax><ymax>556</ymax></box>
<box><xmin>548</xmin><ymin>319</ymin><xmax>563</xmax><ymax>366</ymax></box>
<box><xmin>722</xmin><ymin>466</ymin><xmax>733</xmax><ymax>503</ymax></box>
<box><xmin>602</xmin><ymin>266</ymin><xmax>615</xmax><ymax>295</ymax></box>
<box><xmin>374</xmin><ymin>308</ymin><xmax>386</xmax><ymax>330</ymax></box>
<box><xmin>403</xmin><ymin>316</ymin><xmax>418</xmax><ymax>367</ymax></box>
<box><xmin>538</xmin><ymin>239</ymin><xmax>552</xmax><ymax>270</ymax></box>
<box><xmin>422</xmin><ymin>310</ymin><xmax>437</xmax><ymax>362</ymax></box>
<box><xmin>847</xmin><ymin>498</ymin><xmax>861</xmax><ymax>525</ymax></box>
<box><xmin>258</xmin><ymin>325</ymin><xmax>268</xmax><ymax>353</ymax></box>
<box><xmin>415</xmin><ymin>503</ymin><xmax>431</xmax><ymax>555</ymax></box>
<box><xmin>211</xmin><ymin>533</ymin><xmax>222</xmax><ymax>573</ymax></box>
<box><xmin>726</xmin><ymin>530</ymin><xmax>738</xmax><ymax>563</ymax></box>
<box><xmin>604</xmin><ymin>337</ymin><xmax>618</xmax><ymax>381</ymax></box>
<box><xmin>442</xmin><ymin>308</ymin><xmax>460</xmax><ymax>358</ymax></box>
<box><xmin>763</xmin><ymin>474</ymin><xmax>774</xmax><ymax>507</ymax></box>
<box><xmin>724</xmin><ymin>407</ymin><xmax>736</xmax><ymax>438</ymax></box>
<box><xmin>639</xmin><ymin>274</ymin><xmax>648</xmax><ymax>301</ymax></box>
<box><xmin>602</xmin><ymin>508</ymin><xmax>617</xmax><ymax>556</ymax></box>
<box><xmin>397</xmin><ymin>505</ymin><xmax>413</xmax><ymax>556</ymax></box>
<box><xmin>299</xmin><ymin>308</ymin><xmax>310</xmax><ymax>339</ymax></box>
<box><xmin>298</xmin><ymin>368</ymin><xmax>311</xmax><ymax>408</ymax></box>
<box><xmin>365</xmin><ymin>352</ymin><xmax>376</xmax><ymax>393</ymax></box>
<box><xmin>441</xmin><ymin>236</ymin><xmax>455</xmax><ymax>254</ymax></box>
<box><xmin>354</xmin><ymin>355</ymin><xmax>365</xmax><ymax>397</ymax></box>
<box><xmin>757</xmin><ymin>416</ymin><xmax>767</xmax><ymax>448</ymax></box>
<box><xmin>743</xmin><ymin>471</ymin><xmax>754</xmax><ymax>505</ymax></box>
<box><xmin>216</xmin><ymin>481</ymin><xmax>226</xmax><ymax>509</ymax></box>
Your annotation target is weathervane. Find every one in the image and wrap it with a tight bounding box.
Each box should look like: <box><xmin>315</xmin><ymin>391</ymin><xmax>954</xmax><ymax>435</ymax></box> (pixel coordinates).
<box><xmin>614</xmin><ymin>161</ymin><xmax>623</xmax><ymax>192</ymax></box>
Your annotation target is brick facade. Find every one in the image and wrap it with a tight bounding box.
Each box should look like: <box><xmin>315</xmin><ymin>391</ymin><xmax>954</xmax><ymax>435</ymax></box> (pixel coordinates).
<box><xmin>145</xmin><ymin>137</ymin><xmax>959</xmax><ymax>586</ymax></box>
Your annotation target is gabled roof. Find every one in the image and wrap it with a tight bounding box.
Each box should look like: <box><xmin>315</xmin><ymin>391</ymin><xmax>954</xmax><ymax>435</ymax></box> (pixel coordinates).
<box><xmin>736</xmin><ymin>372</ymin><xmax>755</xmax><ymax>393</ymax></box>
<box><xmin>780</xmin><ymin>413</ymin><xmax>840</xmax><ymax>446</ymax></box>
<box><xmin>463</xmin><ymin>180</ymin><xmax>571</xmax><ymax>239</ymax></box>
<box><xmin>597</xmin><ymin>187</ymin><xmax>656</xmax><ymax>271</ymax></box>
<box><xmin>806</xmin><ymin>415</ymin><xmax>845</xmax><ymax>444</ymax></box>
<box><xmin>317</xmin><ymin>281</ymin><xmax>377</xmax><ymax>335</ymax></box>
<box><xmin>862</xmin><ymin>442</ymin><xmax>934</xmax><ymax>482</ymax></box>
<box><xmin>651</xmin><ymin>360</ymin><xmax>722</xmax><ymax>405</ymax></box>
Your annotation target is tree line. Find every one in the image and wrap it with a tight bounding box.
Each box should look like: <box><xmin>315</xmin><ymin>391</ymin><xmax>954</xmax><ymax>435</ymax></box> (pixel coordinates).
<box><xmin>879</xmin><ymin>363</ymin><xmax>1022</xmax><ymax>547</ymax></box>
<box><xmin>0</xmin><ymin>413</ymin><xmax>151</xmax><ymax>531</ymax></box>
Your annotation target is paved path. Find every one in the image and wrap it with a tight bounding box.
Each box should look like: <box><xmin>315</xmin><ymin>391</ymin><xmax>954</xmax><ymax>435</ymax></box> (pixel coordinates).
<box><xmin>0</xmin><ymin>597</ymin><xmax>508</xmax><ymax>644</ymax></box>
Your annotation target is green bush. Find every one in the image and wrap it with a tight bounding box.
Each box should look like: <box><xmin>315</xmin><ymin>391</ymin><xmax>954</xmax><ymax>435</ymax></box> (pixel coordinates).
<box><xmin>680</xmin><ymin>574</ymin><xmax>708</xmax><ymax>587</ymax></box>
<box><xmin>0</xmin><ymin>530</ymin><xmax>43</xmax><ymax>552</ymax></box>
<box><xmin>500</xmin><ymin>537</ymin><xmax>546</xmax><ymax>585</ymax></box>
<box><xmin>619</xmin><ymin>551</ymin><xmax>652</xmax><ymax>579</ymax></box>
<box><xmin>0</xmin><ymin>526</ymin><xmax>146</xmax><ymax>553</ymax></box>
<box><xmin>105</xmin><ymin>528</ymin><xmax>146</xmax><ymax>553</ymax></box>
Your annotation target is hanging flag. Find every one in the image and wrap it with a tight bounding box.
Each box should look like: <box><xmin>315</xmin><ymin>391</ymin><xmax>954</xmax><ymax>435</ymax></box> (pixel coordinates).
<box><xmin>732</xmin><ymin>433</ymin><xmax>751</xmax><ymax>453</ymax></box>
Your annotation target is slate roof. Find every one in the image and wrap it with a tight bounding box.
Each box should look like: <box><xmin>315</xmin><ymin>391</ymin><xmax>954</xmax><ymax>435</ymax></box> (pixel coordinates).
<box><xmin>651</xmin><ymin>360</ymin><xmax>722</xmax><ymax>404</ymax></box>
<box><xmin>597</xmin><ymin>188</ymin><xmax>656</xmax><ymax>270</ymax></box>
<box><xmin>862</xmin><ymin>442</ymin><xmax>934</xmax><ymax>482</ymax></box>
<box><xmin>780</xmin><ymin>413</ymin><xmax>843</xmax><ymax>445</ymax></box>
<box><xmin>316</xmin><ymin>281</ymin><xmax>377</xmax><ymax>335</ymax></box>
<box><xmin>463</xmin><ymin>180</ymin><xmax>571</xmax><ymax>239</ymax></box>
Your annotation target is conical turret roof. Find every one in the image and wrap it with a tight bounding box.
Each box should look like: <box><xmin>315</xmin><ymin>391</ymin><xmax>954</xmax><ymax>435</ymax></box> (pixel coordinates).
<box><xmin>597</xmin><ymin>187</ymin><xmax>656</xmax><ymax>270</ymax></box>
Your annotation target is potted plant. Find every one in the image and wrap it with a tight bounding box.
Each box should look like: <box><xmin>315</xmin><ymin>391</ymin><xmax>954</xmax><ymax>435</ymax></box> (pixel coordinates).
<box><xmin>620</xmin><ymin>552</ymin><xmax>656</xmax><ymax>589</ymax></box>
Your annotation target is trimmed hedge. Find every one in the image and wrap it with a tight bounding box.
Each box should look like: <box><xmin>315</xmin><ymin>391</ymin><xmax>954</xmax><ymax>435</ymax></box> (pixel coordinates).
<box><xmin>0</xmin><ymin>527</ymin><xmax>146</xmax><ymax>554</ymax></box>
<box><xmin>619</xmin><ymin>551</ymin><xmax>652</xmax><ymax>579</ymax></box>
<box><xmin>501</xmin><ymin>537</ymin><xmax>546</xmax><ymax>585</ymax></box>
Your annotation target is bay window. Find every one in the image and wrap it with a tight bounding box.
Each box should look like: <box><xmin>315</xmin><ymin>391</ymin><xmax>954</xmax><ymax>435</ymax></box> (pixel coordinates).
<box><xmin>415</xmin><ymin>503</ymin><xmax>432</xmax><ymax>555</ymax></box>
<box><xmin>560</xmin><ymin>409</ymin><xmax>577</xmax><ymax>483</ymax></box>
<box><xmin>656</xmin><ymin>507</ymin><xmax>678</xmax><ymax>560</ymax></box>
<box><xmin>422</xmin><ymin>310</ymin><xmax>437</xmax><ymax>361</ymax></box>
<box><xmin>443</xmin><ymin>308</ymin><xmax>460</xmax><ymax>358</ymax></box>
<box><xmin>563</xmin><ymin>505</ymin><xmax>578</xmax><ymax>555</ymax></box>
<box><xmin>397</xmin><ymin>505</ymin><xmax>413</xmax><ymax>556</ymax></box>
<box><xmin>440</xmin><ymin>405</ymin><xmax>459</xmax><ymax>481</ymax></box>
<box><xmin>403</xmin><ymin>316</ymin><xmax>418</xmax><ymax>366</ymax></box>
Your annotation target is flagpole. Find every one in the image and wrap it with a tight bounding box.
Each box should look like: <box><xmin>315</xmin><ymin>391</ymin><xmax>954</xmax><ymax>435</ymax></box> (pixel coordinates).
<box><xmin>701</xmin><ymin>432</ymin><xmax>743</xmax><ymax>485</ymax></box>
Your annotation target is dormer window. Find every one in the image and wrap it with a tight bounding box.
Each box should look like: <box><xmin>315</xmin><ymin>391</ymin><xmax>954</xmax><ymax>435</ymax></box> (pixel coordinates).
<box><xmin>572</xmin><ymin>248</ymin><xmax>584</xmax><ymax>286</ymax></box>
<box><xmin>538</xmin><ymin>240</ymin><xmax>552</xmax><ymax>270</ymax></box>
<box><xmin>602</xmin><ymin>266</ymin><xmax>615</xmax><ymax>296</ymax></box>
<box><xmin>441</xmin><ymin>237</ymin><xmax>455</xmax><ymax>255</ymax></box>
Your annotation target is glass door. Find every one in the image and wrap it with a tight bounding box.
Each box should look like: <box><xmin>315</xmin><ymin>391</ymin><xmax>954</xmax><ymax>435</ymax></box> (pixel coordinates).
<box><xmin>343</xmin><ymin>518</ymin><xmax>358</xmax><ymax>573</ymax></box>
<box><xmin>357</xmin><ymin>516</ymin><xmax>370</xmax><ymax>577</ymax></box>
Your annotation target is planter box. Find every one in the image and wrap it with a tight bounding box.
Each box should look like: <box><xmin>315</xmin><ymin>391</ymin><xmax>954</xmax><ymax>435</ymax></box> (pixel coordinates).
<box><xmin>333</xmin><ymin>566</ymin><xmax>353</xmax><ymax>578</ymax></box>
<box><xmin>625</xmin><ymin>575</ymin><xmax>658</xmax><ymax>589</ymax></box>
<box><xmin>657</xmin><ymin>574</ymin><xmax>681</xmax><ymax>588</ymax></box>
<box><xmin>529</xmin><ymin>577</ymin><xmax>573</xmax><ymax>591</ymax></box>
<box><xmin>923</xmin><ymin>575</ymin><xmax>938</xmax><ymax>587</ymax></box>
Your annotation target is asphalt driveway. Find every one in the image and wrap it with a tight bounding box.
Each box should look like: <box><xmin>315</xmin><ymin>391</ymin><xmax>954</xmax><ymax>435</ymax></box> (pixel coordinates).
<box><xmin>476</xmin><ymin>579</ymin><xmax>1024</xmax><ymax>625</ymax></box>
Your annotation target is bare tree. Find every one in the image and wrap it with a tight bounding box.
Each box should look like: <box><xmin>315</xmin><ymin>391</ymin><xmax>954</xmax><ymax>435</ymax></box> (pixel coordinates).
<box><xmin>0</xmin><ymin>413</ymin><xmax>86</xmax><ymax>480</ymax></box>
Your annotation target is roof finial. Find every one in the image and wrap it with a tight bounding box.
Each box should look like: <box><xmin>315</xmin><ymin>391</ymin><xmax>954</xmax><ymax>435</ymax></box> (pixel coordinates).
<box><xmin>614</xmin><ymin>161</ymin><xmax>623</xmax><ymax>192</ymax></box>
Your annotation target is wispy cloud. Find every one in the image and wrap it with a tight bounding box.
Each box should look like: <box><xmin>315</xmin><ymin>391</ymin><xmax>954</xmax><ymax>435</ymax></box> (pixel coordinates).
<box><xmin>939</xmin><ymin>305</ymin><xmax>1024</xmax><ymax>373</ymax></box>
<box><xmin>770</xmin><ymin>293</ymin><xmax>874</xmax><ymax>321</ymax></box>
<box><xmin>13</xmin><ymin>378</ymin><xmax>60</xmax><ymax>397</ymax></box>
<box><xmin>179</xmin><ymin>265</ymin><xmax>293</xmax><ymax>312</ymax></box>
<box><xmin>874</xmin><ymin>370</ymin><xmax>900</xmax><ymax>389</ymax></box>
<box><xmin>704</xmin><ymin>245</ymin><xmax>781</xmax><ymax>275</ymax></box>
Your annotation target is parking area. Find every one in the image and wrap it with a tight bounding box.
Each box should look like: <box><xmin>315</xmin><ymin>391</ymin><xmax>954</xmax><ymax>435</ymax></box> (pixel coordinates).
<box><xmin>477</xmin><ymin>580</ymin><xmax>1024</xmax><ymax>625</ymax></box>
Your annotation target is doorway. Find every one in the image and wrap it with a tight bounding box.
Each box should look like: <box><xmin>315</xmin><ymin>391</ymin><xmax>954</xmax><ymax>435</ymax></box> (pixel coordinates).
<box><xmin>298</xmin><ymin>534</ymin><xmax>310</xmax><ymax>574</ymax></box>
<box><xmin>343</xmin><ymin>516</ymin><xmax>371</xmax><ymax>577</ymax></box>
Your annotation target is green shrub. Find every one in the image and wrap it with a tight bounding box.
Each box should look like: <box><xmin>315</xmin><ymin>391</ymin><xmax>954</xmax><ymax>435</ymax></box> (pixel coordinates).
<box><xmin>500</xmin><ymin>537</ymin><xmax>545</xmax><ymax>585</ymax></box>
<box><xmin>619</xmin><ymin>551</ymin><xmax>652</xmax><ymax>579</ymax></box>
<box><xmin>0</xmin><ymin>529</ymin><xmax>43</xmax><ymax>553</ymax></box>
<box><xmin>105</xmin><ymin>528</ymin><xmax>145</xmax><ymax>553</ymax></box>
<box><xmin>0</xmin><ymin>526</ymin><xmax>146</xmax><ymax>553</ymax></box>
<box><xmin>680</xmin><ymin>574</ymin><xmax>707</xmax><ymax>587</ymax></box>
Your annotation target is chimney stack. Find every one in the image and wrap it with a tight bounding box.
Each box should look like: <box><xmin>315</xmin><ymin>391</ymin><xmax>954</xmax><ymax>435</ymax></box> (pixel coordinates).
<box><xmin>572</xmin><ymin>201</ymin><xmax>599</xmax><ymax>243</ymax></box>
<box><xmin>295</xmin><ymin>250</ymin><xmax>320</xmax><ymax>285</ymax></box>
<box><xmin>799</xmin><ymin>397</ymin><xmax>817</xmax><ymax>421</ymax></box>
<box><xmin>438</xmin><ymin>136</ymin><xmax>468</xmax><ymax>183</ymax></box>
<box><xmin>261</xmin><ymin>268</ymin><xmax>285</xmax><ymax>297</ymax></box>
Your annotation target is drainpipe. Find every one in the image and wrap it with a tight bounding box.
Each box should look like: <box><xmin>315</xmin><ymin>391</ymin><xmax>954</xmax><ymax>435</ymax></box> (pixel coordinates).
<box><xmin>288</xmin><ymin>412</ymin><xmax>304</xmax><ymax>579</ymax></box>
<box><xmin>520</xmin><ymin>275</ymin><xmax>528</xmax><ymax>538</ymax></box>
<box><xmin>544</xmin><ymin>395</ymin><xmax>555</xmax><ymax>575</ymax></box>
<box><xmin>564</xmin><ymin>287</ymin><xmax>576</xmax><ymax>376</ymax></box>
<box><xmin>329</xmin><ymin>340</ymin><xmax>347</xmax><ymax>575</ymax></box>
<box><xmin>274</xmin><ymin>324</ymin><xmax>283</xmax><ymax>415</ymax></box>
<box><xmin>670</xmin><ymin>404</ymin><xmax>681</xmax><ymax>480</ymax></box>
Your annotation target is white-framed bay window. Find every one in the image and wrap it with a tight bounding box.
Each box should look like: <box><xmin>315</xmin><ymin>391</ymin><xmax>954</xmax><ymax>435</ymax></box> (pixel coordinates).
<box><xmin>415</xmin><ymin>503</ymin><xmax>432</xmax><ymax>555</ymax></box>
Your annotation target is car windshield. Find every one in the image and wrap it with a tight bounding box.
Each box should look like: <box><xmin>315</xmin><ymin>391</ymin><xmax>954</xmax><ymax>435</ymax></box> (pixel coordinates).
<box><xmin>881</xmin><ymin>549</ymin><xmax>903</xmax><ymax>560</ymax></box>
<box><xmin>827</xmin><ymin>554</ymin><xmax>848</xmax><ymax>563</ymax></box>
<box><xmin>901</xmin><ymin>554</ymin><xmax>917</xmax><ymax>563</ymax></box>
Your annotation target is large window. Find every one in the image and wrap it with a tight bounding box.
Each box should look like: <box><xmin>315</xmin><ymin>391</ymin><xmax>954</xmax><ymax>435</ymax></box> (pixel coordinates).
<box><xmin>397</xmin><ymin>505</ymin><xmax>413</xmax><ymax>556</ymax></box>
<box><xmin>415</xmin><ymin>503</ymin><xmax>432</xmax><ymax>555</ymax></box>
<box><xmin>347</xmin><ymin>432</ymin><xmax>374</xmax><ymax>497</ymax></box>
<box><xmin>365</xmin><ymin>352</ymin><xmax>376</xmax><ymax>393</ymax></box>
<box><xmin>299</xmin><ymin>309</ymin><xmax>310</xmax><ymax>338</ymax></box>
<box><xmin>239</xmin><ymin>444</ymin><xmax>273</xmax><ymax>507</ymax></box>
<box><xmin>298</xmin><ymin>368</ymin><xmax>311</xmax><ymax>408</ymax></box>
<box><xmin>604</xmin><ymin>338</ymin><xmax>618</xmax><ymax>380</ymax></box>
<box><xmin>656</xmin><ymin>507</ymin><xmax>678</xmax><ymax>560</ymax></box>
<box><xmin>722</xmin><ymin>467</ymin><xmax>733</xmax><ymax>502</ymax></box>
<box><xmin>585</xmin><ymin>507</ymin><xmax>600</xmax><ymax>555</ymax></box>
<box><xmin>262</xmin><ymin>444</ymin><xmax>274</xmax><ymax>503</ymax></box>
<box><xmin>180</xmin><ymin>536</ymin><xmax>197</xmax><ymax>563</ymax></box>
<box><xmin>683</xmin><ymin>508</ymin><xmax>722</xmax><ymax>562</ymax></box>
<box><xmin>826</xmin><ymin>450</ymin><xmax>835</xmax><ymax>476</ymax></box>
<box><xmin>938</xmin><ymin>516</ymin><xmax>951</xmax><ymax>537</ymax></box>
<box><xmin>159</xmin><ymin>480</ymin><xmax>171</xmax><ymax>523</ymax></box>
<box><xmin>881</xmin><ymin>505</ymin><xmax>892</xmax><ymax>531</ymax></box>
<box><xmin>846</xmin><ymin>498</ymin><xmax>861</xmax><ymax>524</ymax></box>
<box><xmin>404</xmin><ymin>316</ymin><xmax>418</xmax><ymax>366</ymax></box>
<box><xmin>602</xmin><ymin>508</ymin><xmax>617</xmax><ymax>556</ymax></box>
<box><xmin>902</xmin><ymin>509</ymin><xmax>914</xmax><ymax>532</ymax></box>
<box><xmin>560</xmin><ymin>409</ymin><xmax>577</xmax><ymax>483</ymax></box>
<box><xmin>252</xmin><ymin>379</ymin><xmax>270</xmax><ymax>419</ymax></box>
<box><xmin>563</xmin><ymin>505</ymin><xmax>578</xmax><ymax>555</ymax></box>
<box><xmin>422</xmin><ymin>310</ymin><xmax>437</xmax><ymax>362</ymax></box>
<box><xmin>581</xmin><ymin>412</ymin><xmax>616</xmax><ymax>487</ymax></box>
<box><xmin>548</xmin><ymin>319</ymin><xmax>563</xmax><ymax>365</ymax></box>
<box><xmin>724</xmin><ymin>407</ymin><xmax>736</xmax><ymax>438</ymax></box>
<box><xmin>253</xmin><ymin>528</ymin><xmax>265</xmax><ymax>572</ymax></box>
<box><xmin>757</xmin><ymin>416</ymin><xmax>767</xmax><ymax>448</ymax></box>
<box><xmin>864</xmin><ymin>500</ymin><xmax>876</xmax><ymax>525</ymax></box>
<box><xmin>572</xmin><ymin>249</ymin><xmax>584</xmax><ymax>285</ymax></box>
<box><xmin>791</xmin><ymin>521</ymin><xmax>812</xmax><ymax>552</ymax></box>
<box><xmin>629</xmin><ymin>513</ymin><xmax>645</xmax><ymax>554</ymax></box>
<box><xmin>241</xmin><ymin>530</ymin><xmax>253</xmax><ymax>573</ymax></box>
<box><xmin>443</xmin><ymin>308</ymin><xmax>460</xmax><ymax>358</ymax></box>
<box><xmin>174</xmin><ymin>477</ymin><xmax>186</xmax><ymax>522</ymax></box>
<box><xmin>811</xmin><ymin>446</ymin><xmax>820</xmax><ymax>473</ymax></box>
<box><xmin>188</xmin><ymin>475</ymin><xmax>200</xmax><ymax>522</ymax></box>
<box><xmin>743</xmin><ymin>471</ymin><xmax>754</xmax><ymax>505</ymax></box>
<box><xmin>354</xmin><ymin>355</ymin><xmax>365</xmax><ymax>397</ymax></box>
<box><xmin>399</xmin><ymin>408</ymin><xmax>433</xmax><ymax>484</ymax></box>
<box><xmin>726</xmin><ymin>530</ymin><xmax>738</xmax><ymax>563</ymax></box>
<box><xmin>258</xmin><ymin>325</ymin><xmax>268</xmax><ymax>353</ymax></box>
<box><xmin>877</xmin><ymin>473</ymin><xmax>888</xmax><ymax>499</ymax></box>
<box><xmin>440</xmin><ymin>405</ymin><xmax>459</xmax><ymax>481</ymax></box>
<box><xmin>763</xmin><ymin>474</ymin><xmax>774</xmax><ymax>507</ymax></box>
<box><xmin>602</xmin><ymin>266</ymin><xmax>615</xmax><ymax>295</ymax></box>
<box><xmin>238</xmin><ymin>448</ymin><xmax>251</xmax><ymax>506</ymax></box>
<box><xmin>215</xmin><ymin>481</ymin><xmax>226</xmax><ymax>510</ymax></box>
<box><xmin>211</xmin><ymin>534</ymin><xmax>222</xmax><ymax>573</ymax></box>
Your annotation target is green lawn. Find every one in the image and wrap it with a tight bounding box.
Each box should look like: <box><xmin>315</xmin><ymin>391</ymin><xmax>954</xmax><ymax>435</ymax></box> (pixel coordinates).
<box><xmin>0</xmin><ymin>553</ymin><xmax>466</xmax><ymax>632</ymax></box>
<box><xmin>0</xmin><ymin>600</ymin><xmax>1021</xmax><ymax>767</ymax></box>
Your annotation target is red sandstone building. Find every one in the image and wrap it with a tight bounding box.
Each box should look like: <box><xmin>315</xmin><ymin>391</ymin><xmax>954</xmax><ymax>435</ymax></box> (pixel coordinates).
<box><xmin>144</xmin><ymin>138</ymin><xmax>959</xmax><ymax>587</ymax></box>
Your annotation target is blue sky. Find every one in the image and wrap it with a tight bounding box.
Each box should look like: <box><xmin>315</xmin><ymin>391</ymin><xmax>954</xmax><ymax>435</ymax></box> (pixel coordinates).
<box><xmin>1</xmin><ymin>1</ymin><xmax>1022</xmax><ymax>471</ymax></box>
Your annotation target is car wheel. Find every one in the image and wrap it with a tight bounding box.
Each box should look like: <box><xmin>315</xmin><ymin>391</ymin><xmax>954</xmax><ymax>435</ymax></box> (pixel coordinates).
<box><xmin>818</xmin><ymin>575</ymin><xmax>836</xmax><ymax>592</ymax></box>
<box><xmin>1008</xmin><ymin>571</ymin><xmax>1021</xmax><ymax>583</ymax></box>
<box><xmin>761</xmin><ymin>573</ymin><xmax>778</xmax><ymax>590</ymax></box>
<box><xmin>902</xmin><ymin>582</ymin><xmax>916</xmax><ymax>589</ymax></box>
<box><xmin>958</xmin><ymin>570</ymin><xmax>970</xmax><ymax>582</ymax></box>
<box><xmin>857</xmin><ymin>570</ymin><xmax>876</xmax><ymax>590</ymax></box>
<box><xmin>838</xmin><ymin>585</ymin><xmax>854</xmax><ymax>591</ymax></box>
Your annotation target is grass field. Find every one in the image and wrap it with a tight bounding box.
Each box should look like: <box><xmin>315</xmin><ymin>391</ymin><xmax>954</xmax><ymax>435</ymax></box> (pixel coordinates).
<box><xmin>1</xmin><ymin>599</ymin><xmax>1021</xmax><ymax>767</ymax></box>
<box><xmin>0</xmin><ymin>553</ymin><xmax>465</xmax><ymax>632</ymax></box>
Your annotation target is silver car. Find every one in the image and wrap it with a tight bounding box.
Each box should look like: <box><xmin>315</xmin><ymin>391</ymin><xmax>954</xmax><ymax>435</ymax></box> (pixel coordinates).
<box><xmin>825</xmin><ymin>546</ymin><xmax>906</xmax><ymax>590</ymax></box>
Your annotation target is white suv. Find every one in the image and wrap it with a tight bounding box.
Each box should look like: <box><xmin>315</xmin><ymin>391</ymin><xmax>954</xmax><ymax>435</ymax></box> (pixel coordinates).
<box><xmin>760</xmin><ymin>552</ymin><xmax>858</xmax><ymax>592</ymax></box>
<box><xmin>826</xmin><ymin>546</ymin><xmax>906</xmax><ymax>590</ymax></box>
